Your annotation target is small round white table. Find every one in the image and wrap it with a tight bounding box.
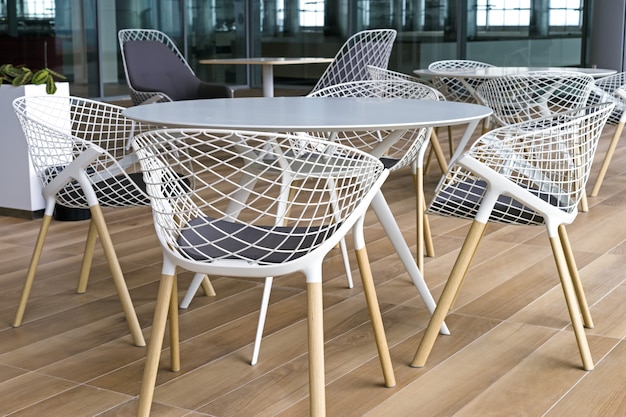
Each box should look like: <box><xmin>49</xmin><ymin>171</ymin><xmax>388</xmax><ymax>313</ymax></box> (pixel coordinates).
<box><xmin>199</xmin><ymin>57</ymin><xmax>333</xmax><ymax>97</ymax></box>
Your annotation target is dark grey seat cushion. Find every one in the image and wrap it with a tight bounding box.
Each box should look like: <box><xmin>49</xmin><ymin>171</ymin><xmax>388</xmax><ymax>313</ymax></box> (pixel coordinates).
<box><xmin>124</xmin><ymin>40</ymin><xmax>232</xmax><ymax>100</ymax></box>
<box><xmin>178</xmin><ymin>217</ymin><xmax>338</xmax><ymax>264</ymax></box>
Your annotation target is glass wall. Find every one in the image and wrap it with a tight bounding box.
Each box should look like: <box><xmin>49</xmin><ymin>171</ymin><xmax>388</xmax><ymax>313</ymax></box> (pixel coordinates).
<box><xmin>0</xmin><ymin>0</ymin><xmax>588</xmax><ymax>100</ymax></box>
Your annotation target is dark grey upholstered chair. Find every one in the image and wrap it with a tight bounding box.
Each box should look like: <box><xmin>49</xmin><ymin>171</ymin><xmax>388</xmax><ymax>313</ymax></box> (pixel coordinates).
<box><xmin>119</xmin><ymin>29</ymin><xmax>233</xmax><ymax>105</ymax></box>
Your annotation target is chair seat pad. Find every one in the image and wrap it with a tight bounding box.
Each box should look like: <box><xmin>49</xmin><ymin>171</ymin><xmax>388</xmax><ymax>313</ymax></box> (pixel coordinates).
<box><xmin>178</xmin><ymin>217</ymin><xmax>335</xmax><ymax>264</ymax></box>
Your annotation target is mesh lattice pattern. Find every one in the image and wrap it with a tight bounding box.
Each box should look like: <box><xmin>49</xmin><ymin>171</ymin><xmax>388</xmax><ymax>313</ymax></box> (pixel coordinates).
<box><xmin>586</xmin><ymin>71</ymin><xmax>626</xmax><ymax>125</ymax></box>
<box><xmin>428</xmin><ymin>103</ymin><xmax>614</xmax><ymax>225</ymax></box>
<box><xmin>476</xmin><ymin>71</ymin><xmax>594</xmax><ymax>127</ymax></box>
<box><xmin>310</xmin><ymin>29</ymin><xmax>397</xmax><ymax>93</ymax></box>
<box><xmin>366</xmin><ymin>65</ymin><xmax>445</xmax><ymax>100</ymax></box>
<box><xmin>132</xmin><ymin>130</ymin><xmax>385</xmax><ymax>265</ymax></box>
<box><xmin>428</xmin><ymin>59</ymin><xmax>494</xmax><ymax>103</ymax></box>
<box><xmin>13</xmin><ymin>95</ymin><xmax>158</xmax><ymax>209</ymax></box>
<box><xmin>308</xmin><ymin>79</ymin><xmax>438</xmax><ymax>171</ymax></box>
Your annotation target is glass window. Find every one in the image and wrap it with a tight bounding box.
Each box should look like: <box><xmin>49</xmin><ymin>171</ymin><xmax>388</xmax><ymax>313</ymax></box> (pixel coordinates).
<box><xmin>549</xmin><ymin>0</ymin><xmax>582</xmax><ymax>27</ymax></box>
<box><xmin>476</xmin><ymin>0</ymin><xmax>531</xmax><ymax>27</ymax></box>
<box><xmin>19</xmin><ymin>0</ymin><xmax>55</xmax><ymax>19</ymax></box>
<box><xmin>300</xmin><ymin>0</ymin><xmax>324</xmax><ymax>28</ymax></box>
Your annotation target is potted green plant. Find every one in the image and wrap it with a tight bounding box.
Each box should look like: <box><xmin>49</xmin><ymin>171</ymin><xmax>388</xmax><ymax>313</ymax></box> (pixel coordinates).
<box><xmin>0</xmin><ymin>64</ymin><xmax>66</xmax><ymax>94</ymax></box>
<box><xmin>0</xmin><ymin>64</ymin><xmax>69</xmax><ymax>218</ymax></box>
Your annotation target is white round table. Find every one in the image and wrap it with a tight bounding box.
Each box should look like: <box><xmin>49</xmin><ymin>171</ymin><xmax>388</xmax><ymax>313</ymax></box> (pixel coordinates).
<box><xmin>123</xmin><ymin>96</ymin><xmax>491</xmax><ymax>132</ymax></box>
<box><xmin>199</xmin><ymin>57</ymin><xmax>334</xmax><ymax>97</ymax></box>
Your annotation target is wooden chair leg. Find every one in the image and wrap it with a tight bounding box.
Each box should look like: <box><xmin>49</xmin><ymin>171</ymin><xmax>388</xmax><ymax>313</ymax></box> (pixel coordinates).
<box><xmin>137</xmin><ymin>273</ymin><xmax>175</xmax><ymax>417</ymax></box>
<box><xmin>13</xmin><ymin>213</ymin><xmax>53</xmax><ymax>327</ymax></box>
<box><xmin>414</xmin><ymin>166</ymin><xmax>435</xmax><ymax>272</ymax></box>
<box><xmin>423</xmin><ymin>202</ymin><xmax>435</xmax><ymax>258</ymax></box>
<box><xmin>591</xmin><ymin>121</ymin><xmax>624</xmax><ymax>197</ymax></box>
<box><xmin>580</xmin><ymin>193</ymin><xmax>589</xmax><ymax>213</ymax></box>
<box><xmin>425</xmin><ymin>144</ymin><xmax>435</xmax><ymax>174</ymax></box>
<box><xmin>307</xmin><ymin>281</ymin><xmax>326</xmax><ymax>417</ymax></box>
<box><xmin>412</xmin><ymin>220</ymin><xmax>486</xmax><ymax>368</ymax></box>
<box><xmin>428</xmin><ymin>130</ymin><xmax>448</xmax><ymax>173</ymax></box>
<box><xmin>355</xmin><ymin>247</ymin><xmax>396</xmax><ymax>388</ymax></box>
<box><xmin>548</xmin><ymin>234</ymin><xmax>594</xmax><ymax>371</ymax></box>
<box><xmin>200</xmin><ymin>275</ymin><xmax>216</xmax><ymax>296</ymax></box>
<box><xmin>169</xmin><ymin>275</ymin><xmax>180</xmax><ymax>372</ymax></box>
<box><xmin>558</xmin><ymin>225</ymin><xmax>594</xmax><ymax>329</ymax></box>
<box><xmin>414</xmin><ymin>169</ymin><xmax>425</xmax><ymax>273</ymax></box>
<box><xmin>77</xmin><ymin>219</ymin><xmax>98</xmax><ymax>293</ymax></box>
<box><xmin>90</xmin><ymin>205</ymin><xmax>145</xmax><ymax>347</ymax></box>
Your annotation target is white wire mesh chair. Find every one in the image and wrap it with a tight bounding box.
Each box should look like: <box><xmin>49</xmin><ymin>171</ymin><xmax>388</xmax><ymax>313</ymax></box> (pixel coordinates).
<box><xmin>475</xmin><ymin>70</ymin><xmax>595</xmax><ymax>211</ymax></box>
<box><xmin>180</xmin><ymin>79</ymin><xmax>449</xmax><ymax>366</ymax></box>
<box><xmin>118</xmin><ymin>29</ymin><xmax>233</xmax><ymax>106</ymax></box>
<box><xmin>131</xmin><ymin>128</ymin><xmax>395</xmax><ymax>417</ymax></box>
<box><xmin>11</xmin><ymin>95</ymin><xmax>154</xmax><ymax>347</ymax></box>
<box><xmin>412</xmin><ymin>103</ymin><xmax>614</xmax><ymax>371</ymax></box>
<box><xmin>427</xmin><ymin>60</ymin><xmax>494</xmax><ymax>159</ymax></box>
<box><xmin>308</xmin><ymin>79</ymin><xmax>440</xmax><ymax>275</ymax></box>
<box><xmin>585</xmin><ymin>72</ymin><xmax>626</xmax><ymax>197</ymax></box>
<box><xmin>475</xmin><ymin>71</ymin><xmax>595</xmax><ymax>128</ymax></box>
<box><xmin>428</xmin><ymin>59</ymin><xmax>494</xmax><ymax>103</ymax></box>
<box><xmin>310</xmin><ymin>29</ymin><xmax>397</xmax><ymax>93</ymax></box>
<box><xmin>367</xmin><ymin>65</ymin><xmax>450</xmax><ymax>173</ymax></box>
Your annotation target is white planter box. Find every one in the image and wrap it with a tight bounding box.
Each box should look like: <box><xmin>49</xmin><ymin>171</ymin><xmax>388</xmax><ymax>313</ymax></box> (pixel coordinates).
<box><xmin>0</xmin><ymin>82</ymin><xmax>70</xmax><ymax>218</ymax></box>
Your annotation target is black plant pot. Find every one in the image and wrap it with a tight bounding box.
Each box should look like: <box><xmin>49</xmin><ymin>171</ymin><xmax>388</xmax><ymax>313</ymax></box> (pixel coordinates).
<box><xmin>54</xmin><ymin>204</ymin><xmax>91</xmax><ymax>221</ymax></box>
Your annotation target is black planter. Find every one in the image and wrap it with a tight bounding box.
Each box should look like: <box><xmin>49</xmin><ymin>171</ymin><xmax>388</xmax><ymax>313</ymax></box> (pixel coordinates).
<box><xmin>54</xmin><ymin>204</ymin><xmax>91</xmax><ymax>221</ymax></box>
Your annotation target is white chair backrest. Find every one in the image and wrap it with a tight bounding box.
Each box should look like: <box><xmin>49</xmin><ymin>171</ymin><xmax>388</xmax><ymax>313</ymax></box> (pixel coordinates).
<box><xmin>475</xmin><ymin>71</ymin><xmax>594</xmax><ymax>127</ymax></box>
<box><xmin>428</xmin><ymin>59</ymin><xmax>494</xmax><ymax>103</ymax></box>
<box><xmin>587</xmin><ymin>71</ymin><xmax>626</xmax><ymax>125</ymax></box>
<box><xmin>429</xmin><ymin>103</ymin><xmax>614</xmax><ymax>225</ymax></box>
<box><xmin>13</xmin><ymin>95</ymin><xmax>153</xmax><ymax>208</ymax></box>
<box><xmin>131</xmin><ymin>128</ymin><xmax>387</xmax><ymax>270</ymax></box>
<box><xmin>308</xmin><ymin>79</ymin><xmax>439</xmax><ymax>171</ymax></box>
<box><xmin>311</xmin><ymin>29</ymin><xmax>397</xmax><ymax>93</ymax></box>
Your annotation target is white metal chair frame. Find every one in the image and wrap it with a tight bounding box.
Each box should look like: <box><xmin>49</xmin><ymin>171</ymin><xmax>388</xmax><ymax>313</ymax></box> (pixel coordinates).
<box><xmin>428</xmin><ymin>59</ymin><xmax>494</xmax><ymax>104</ymax></box>
<box><xmin>412</xmin><ymin>103</ymin><xmax>615</xmax><ymax>371</ymax></box>
<box><xmin>475</xmin><ymin>70</ymin><xmax>595</xmax><ymax>212</ymax></box>
<box><xmin>131</xmin><ymin>128</ymin><xmax>396</xmax><ymax>417</ymax></box>
<box><xmin>182</xmin><ymin>79</ymin><xmax>450</xmax><ymax>365</ymax></box>
<box><xmin>586</xmin><ymin>72</ymin><xmax>626</xmax><ymax>197</ymax></box>
<box><xmin>310</xmin><ymin>29</ymin><xmax>397</xmax><ymax>93</ymax></box>
<box><xmin>308</xmin><ymin>79</ymin><xmax>440</xmax><ymax>273</ymax></box>
<box><xmin>11</xmin><ymin>95</ymin><xmax>153</xmax><ymax>347</ymax></box>
<box><xmin>366</xmin><ymin>65</ymin><xmax>449</xmax><ymax>173</ymax></box>
<box><xmin>427</xmin><ymin>59</ymin><xmax>494</xmax><ymax>160</ymax></box>
<box><xmin>475</xmin><ymin>71</ymin><xmax>595</xmax><ymax>128</ymax></box>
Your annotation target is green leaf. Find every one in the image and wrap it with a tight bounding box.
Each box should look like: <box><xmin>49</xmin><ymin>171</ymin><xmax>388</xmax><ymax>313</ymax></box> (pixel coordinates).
<box><xmin>46</xmin><ymin>68</ymin><xmax>66</xmax><ymax>80</ymax></box>
<box><xmin>12</xmin><ymin>71</ymin><xmax>33</xmax><ymax>86</ymax></box>
<box><xmin>32</xmin><ymin>69</ymin><xmax>49</xmax><ymax>85</ymax></box>
<box><xmin>45</xmin><ymin>75</ymin><xmax>57</xmax><ymax>94</ymax></box>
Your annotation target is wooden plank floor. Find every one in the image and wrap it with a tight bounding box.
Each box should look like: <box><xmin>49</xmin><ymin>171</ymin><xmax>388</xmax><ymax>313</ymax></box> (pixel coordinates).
<box><xmin>2</xmin><ymin>117</ymin><xmax>626</xmax><ymax>416</ymax></box>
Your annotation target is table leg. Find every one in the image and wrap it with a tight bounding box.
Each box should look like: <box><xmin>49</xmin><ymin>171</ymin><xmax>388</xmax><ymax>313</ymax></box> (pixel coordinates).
<box><xmin>448</xmin><ymin>119</ymin><xmax>483</xmax><ymax>163</ymax></box>
<box><xmin>262</xmin><ymin>64</ymin><xmax>274</xmax><ymax>97</ymax></box>
<box><xmin>370</xmin><ymin>191</ymin><xmax>449</xmax><ymax>335</ymax></box>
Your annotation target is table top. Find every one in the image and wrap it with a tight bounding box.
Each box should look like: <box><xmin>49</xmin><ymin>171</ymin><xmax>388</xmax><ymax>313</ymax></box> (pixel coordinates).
<box><xmin>123</xmin><ymin>96</ymin><xmax>492</xmax><ymax>131</ymax></box>
<box><xmin>414</xmin><ymin>66</ymin><xmax>616</xmax><ymax>79</ymax></box>
<box><xmin>199</xmin><ymin>57</ymin><xmax>334</xmax><ymax>66</ymax></box>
